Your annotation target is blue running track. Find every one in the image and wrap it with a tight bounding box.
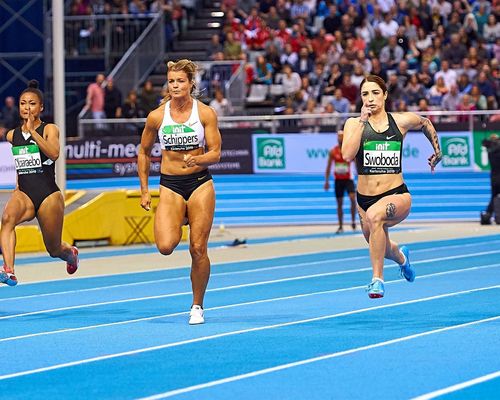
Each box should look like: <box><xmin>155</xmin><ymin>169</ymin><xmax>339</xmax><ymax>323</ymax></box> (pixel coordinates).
<box><xmin>0</xmin><ymin>233</ymin><xmax>499</xmax><ymax>399</ymax></box>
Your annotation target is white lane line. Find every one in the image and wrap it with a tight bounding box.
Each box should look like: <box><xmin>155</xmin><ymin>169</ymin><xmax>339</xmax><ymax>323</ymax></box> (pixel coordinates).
<box><xmin>0</xmin><ymin>285</ymin><xmax>498</xmax><ymax>381</ymax></box>
<box><xmin>138</xmin><ymin>315</ymin><xmax>500</xmax><ymax>400</ymax></box>
<box><xmin>1</xmin><ymin>267</ymin><xmax>499</xmax><ymax>343</ymax></box>
<box><xmin>1</xmin><ymin>251</ymin><xmax>500</xmax><ymax>322</ymax></box>
<box><xmin>4</xmin><ymin>240</ymin><xmax>500</xmax><ymax>302</ymax></box>
<box><xmin>411</xmin><ymin>370</ymin><xmax>500</xmax><ymax>400</ymax></box>
<box><xmin>1</xmin><ymin>248</ymin><xmax>499</xmax><ymax>321</ymax></box>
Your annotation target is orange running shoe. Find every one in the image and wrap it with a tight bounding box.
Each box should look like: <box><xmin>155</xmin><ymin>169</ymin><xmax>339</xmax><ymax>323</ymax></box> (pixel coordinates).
<box><xmin>66</xmin><ymin>246</ymin><xmax>79</xmax><ymax>275</ymax></box>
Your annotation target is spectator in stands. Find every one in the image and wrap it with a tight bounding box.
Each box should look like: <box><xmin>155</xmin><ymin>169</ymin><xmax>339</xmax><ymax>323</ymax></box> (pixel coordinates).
<box><xmin>339</xmin><ymin>73</ymin><xmax>358</xmax><ymax>108</ymax></box>
<box><xmin>104</xmin><ymin>78</ymin><xmax>122</xmax><ymax>118</ymax></box>
<box><xmin>281</xmin><ymin>63</ymin><xmax>302</xmax><ymax>99</ymax></box>
<box><xmin>441</xmin><ymin>84</ymin><xmax>461</xmax><ymax>112</ymax></box>
<box><xmin>456</xmin><ymin>93</ymin><xmax>476</xmax><ymax>122</ymax></box>
<box><xmin>0</xmin><ymin>96</ymin><xmax>20</xmax><ymax>131</ymax></box>
<box><xmin>351</xmin><ymin>64</ymin><xmax>366</xmax><ymax>88</ymax></box>
<box><xmin>469</xmin><ymin>84</ymin><xmax>488</xmax><ymax>110</ymax></box>
<box><xmin>86</xmin><ymin>73</ymin><xmax>106</xmax><ymax>130</ymax></box>
<box><xmin>323</xmin><ymin>4</ymin><xmax>341</xmax><ymax>35</ymax></box>
<box><xmin>206</xmin><ymin>34</ymin><xmax>224</xmax><ymax>60</ymax></box>
<box><xmin>417</xmin><ymin>98</ymin><xmax>434</xmax><ymax>121</ymax></box>
<box><xmin>264</xmin><ymin>42</ymin><xmax>282</xmax><ymax>76</ymax></box>
<box><xmin>428</xmin><ymin>76</ymin><xmax>449</xmax><ymax>106</ymax></box>
<box><xmin>368</xmin><ymin>26</ymin><xmax>387</xmax><ymax>60</ymax></box>
<box><xmin>446</xmin><ymin>11</ymin><xmax>462</xmax><ymax>36</ymax></box>
<box><xmin>457</xmin><ymin>73</ymin><xmax>472</xmax><ymax>95</ymax></box>
<box><xmin>293</xmin><ymin>46</ymin><xmax>314</xmax><ymax>77</ymax></box>
<box><xmin>253</xmin><ymin>55</ymin><xmax>273</xmax><ymax>85</ymax></box>
<box><xmin>311</xmin><ymin>28</ymin><xmax>332</xmax><ymax>59</ymax></box>
<box><xmin>122</xmin><ymin>90</ymin><xmax>146</xmax><ymax>133</ymax></box>
<box><xmin>483</xmin><ymin>14</ymin><xmax>500</xmax><ymax>47</ymax></box>
<box><xmin>415</xmin><ymin>26</ymin><xmax>432</xmax><ymax>52</ymax></box>
<box><xmin>386</xmin><ymin>73</ymin><xmax>407</xmax><ymax>111</ymax></box>
<box><xmin>405</xmin><ymin>75</ymin><xmax>427</xmax><ymax>107</ymax></box>
<box><xmin>370</xmin><ymin>58</ymin><xmax>387</xmax><ymax>83</ymax></box>
<box><xmin>476</xmin><ymin>71</ymin><xmax>497</xmax><ymax>109</ymax></box>
<box><xmin>330</xmin><ymin>88</ymin><xmax>350</xmax><ymax>115</ymax></box>
<box><xmin>279</xmin><ymin>42</ymin><xmax>298</xmax><ymax>69</ymax></box>
<box><xmin>339</xmin><ymin>14</ymin><xmax>355</xmax><ymax>40</ymax></box>
<box><xmin>379</xmin><ymin>35</ymin><xmax>404</xmax><ymax>70</ymax></box>
<box><xmin>442</xmin><ymin>34</ymin><xmax>468</xmax><ymax>69</ymax></box>
<box><xmin>378</xmin><ymin>12</ymin><xmax>399</xmax><ymax>39</ymax></box>
<box><xmin>209</xmin><ymin>89</ymin><xmax>233</xmax><ymax>116</ymax></box>
<box><xmin>265</xmin><ymin>6</ymin><xmax>281</xmax><ymax>30</ymax></box>
<box><xmin>139</xmin><ymin>80</ymin><xmax>159</xmax><ymax>114</ymax></box>
<box><xmin>434</xmin><ymin>60</ymin><xmax>457</xmax><ymax>89</ymax></box>
<box><xmin>223</xmin><ymin>31</ymin><xmax>243</xmax><ymax>60</ymax></box>
<box><xmin>290</xmin><ymin>0</ymin><xmax>311</xmax><ymax>22</ymax></box>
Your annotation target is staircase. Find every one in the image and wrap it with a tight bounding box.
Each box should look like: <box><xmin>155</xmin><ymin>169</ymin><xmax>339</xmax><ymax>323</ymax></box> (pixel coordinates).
<box><xmin>148</xmin><ymin>3</ymin><xmax>224</xmax><ymax>96</ymax></box>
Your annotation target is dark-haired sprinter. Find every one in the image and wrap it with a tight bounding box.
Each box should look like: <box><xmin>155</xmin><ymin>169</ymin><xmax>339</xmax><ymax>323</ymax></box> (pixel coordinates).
<box><xmin>342</xmin><ymin>74</ymin><xmax>442</xmax><ymax>298</ymax></box>
<box><xmin>1</xmin><ymin>80</ymin><xmax>79</xmax><ymax>286</ymax></box>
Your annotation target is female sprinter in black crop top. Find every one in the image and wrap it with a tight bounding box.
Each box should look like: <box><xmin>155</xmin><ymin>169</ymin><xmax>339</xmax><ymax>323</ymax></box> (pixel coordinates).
<box><xmin>342</xmin><ymin>75</ymin><xmax>442</xmax><ymax>299</ymax></box>
<box><xmin>0</xmin><ymin>80</ymin><xmax>79</xmax><ymax>286</ymax></box>
<box><xmin>138</xmin><ymin>60</ymin><xmax>221</xmax><ymax>325</ymax></box>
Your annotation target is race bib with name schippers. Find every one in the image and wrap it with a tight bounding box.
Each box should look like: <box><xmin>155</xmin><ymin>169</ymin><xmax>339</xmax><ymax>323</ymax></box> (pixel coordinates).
<box><xmin>12</xmin><ymin>144</ymin><xmax>43</xmax><ymax>175</ymax></box>
<box><xmin>363</xmin><ymin>141</ymin><xmax>401</xmax><ymax>174</ymax></box>
<box><xmin>160</xmin><ymin>124</ymin><xmax>200</xmax><ymax>151</ymax></box>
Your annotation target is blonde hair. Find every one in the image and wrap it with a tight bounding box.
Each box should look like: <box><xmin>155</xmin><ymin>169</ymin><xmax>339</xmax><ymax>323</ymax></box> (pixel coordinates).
<box><xmin>160</xmin><ymin>59</ymin><xmax>198</xmax><ymax>105</ymax></box>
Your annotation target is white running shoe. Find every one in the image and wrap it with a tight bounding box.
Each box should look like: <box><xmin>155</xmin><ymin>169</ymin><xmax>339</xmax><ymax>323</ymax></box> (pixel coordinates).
<box><xmin>189</xmin><ymin>305</ymin><xmax>205</xmax><ymax>325</ymax></box>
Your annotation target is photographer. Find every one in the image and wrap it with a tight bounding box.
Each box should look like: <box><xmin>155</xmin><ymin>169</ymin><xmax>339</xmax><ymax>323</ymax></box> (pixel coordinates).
<box><xmin>481</xmin><ymin>134</ymin><xmax>500</xmax><ymax>224</ymax></box>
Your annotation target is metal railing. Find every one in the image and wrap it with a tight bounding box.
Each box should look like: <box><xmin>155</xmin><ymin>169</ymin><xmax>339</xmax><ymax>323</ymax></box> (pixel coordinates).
<box><xmin>197</xmin><ymin>60</ymin><xmax>245</xmax><ymax>111</ymax></box>
<box><xmin>77</xmin><ymin>110</ymin><xmax>500</xmax><ymax>138</ymax></box>
<box><xmin>77</xmin><ymin>12</ymin><xmax>165</xmax><ymax>137</ymax></box>
<box><xmin>61</xmin><ymin>14</ymin><xmax>158</xmax><ymax>70</ymax></box>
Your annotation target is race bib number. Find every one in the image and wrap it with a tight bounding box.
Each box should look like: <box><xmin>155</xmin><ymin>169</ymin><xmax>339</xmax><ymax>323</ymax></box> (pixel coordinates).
<box><xmin>160</xmin><ymin>124</ymin><xmax>200</xmax><ymax>151</ymax></box>
<box><xmin>363</xmin><ymin>141</ymin><xmax>401</xmax><ymax>173</ymax></box>
<box><xmin>334</xmin><ymin>162</ymin><xmax>349</xmax><ymax>174</ymax></box>
<box><xmin>12</xmin><ymin>144</ymin><xmax>43</xmax><ymax>175</ymax></box>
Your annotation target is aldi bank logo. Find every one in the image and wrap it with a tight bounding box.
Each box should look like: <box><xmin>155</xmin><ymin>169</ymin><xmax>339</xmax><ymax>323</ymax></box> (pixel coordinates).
<box><xmin>257</xmin><ymin>137</ymin><xmax>285</xmax><ymax>169</ymax></box>
<box><xmin>441</xmin><ymin>136</ymin><xmax>470</xmax><ymax>167</ymax></box>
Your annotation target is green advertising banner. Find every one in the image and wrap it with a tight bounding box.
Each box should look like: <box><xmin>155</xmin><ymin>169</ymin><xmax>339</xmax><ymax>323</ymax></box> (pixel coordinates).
<box><xmin>473</xmin><ymin>131</ymin><xmax>500</xmax><ymax>171</ymax></box>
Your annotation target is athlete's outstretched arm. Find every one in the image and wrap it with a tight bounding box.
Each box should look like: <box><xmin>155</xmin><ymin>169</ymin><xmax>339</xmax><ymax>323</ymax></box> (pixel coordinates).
<box><xmin>397</xmin><ymin>112</ymin><xmax>442</xmax><ymax>171</ymax></box>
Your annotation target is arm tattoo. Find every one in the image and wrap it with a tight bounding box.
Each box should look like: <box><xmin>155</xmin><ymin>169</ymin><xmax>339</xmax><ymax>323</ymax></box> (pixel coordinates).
<box><xmin>420</xmin><ymin>117</ymin><xmax>441</xmax><ymax>154</ymax></box>
<box><xmin>386</xmin><ymin>203</ymin><xmax>396</xmax><ymax>218</ymax></box>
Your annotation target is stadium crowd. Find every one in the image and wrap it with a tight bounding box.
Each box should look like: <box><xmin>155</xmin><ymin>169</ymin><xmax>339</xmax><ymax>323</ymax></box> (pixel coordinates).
<box><xmin>211</xmin><ymin>0</ymin><xmax>499</xmax><ymax>118</ymax></box>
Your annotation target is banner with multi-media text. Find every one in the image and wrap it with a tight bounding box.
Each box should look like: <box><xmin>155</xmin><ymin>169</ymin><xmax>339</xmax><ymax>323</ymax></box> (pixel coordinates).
<box><xmin>65</xmin><ymin>134</ymin><xmax>253</xmax><ymax>179</ymax></box>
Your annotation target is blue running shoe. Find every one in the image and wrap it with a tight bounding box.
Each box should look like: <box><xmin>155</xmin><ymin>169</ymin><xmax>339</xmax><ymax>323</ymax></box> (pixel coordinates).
<box><xmin>0</xmin><ymin>270</ymin><xmax>18</xmax><ymax>286</ymax></box>
<box><xmin>366</xmin><ymin>279</ymin><xmax>384</xmax><ymax>298</ymax></box>
<box><xmin>399</xmin><ymin>246</ymin><xmax>415</xmax><ymax>282</ymax></box>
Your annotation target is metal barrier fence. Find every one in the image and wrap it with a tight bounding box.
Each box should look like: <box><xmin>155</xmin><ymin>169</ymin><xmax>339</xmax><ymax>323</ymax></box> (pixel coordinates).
<box><xmin>61</xmin><ymin>14</ymin><xmax>158</xmax><ymax>70</ymax></box>
<box><xmin>77</xmin><ymin>110</ymin><xmax>500</xmax><ymax>138</ymax></box>
<box><xmin>197</xmin><ymin>60</ymin><xmax>245</xmax><ymax>112</ymax></box>
<box><xmin>77</xmin><ymin>13</ymin><xmax>165</xmax><ymax>137</ymax></box>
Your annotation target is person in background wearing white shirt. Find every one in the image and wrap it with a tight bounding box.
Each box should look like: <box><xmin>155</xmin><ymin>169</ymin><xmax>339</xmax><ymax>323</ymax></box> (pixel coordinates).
<box><xmin>209</xmin><ymin>89</ymin><xmax>233</xmax><ymax>116</ymax></box>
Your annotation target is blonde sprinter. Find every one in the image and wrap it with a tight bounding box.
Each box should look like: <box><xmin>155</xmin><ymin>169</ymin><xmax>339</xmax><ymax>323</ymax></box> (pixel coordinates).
<box><xmin>342</xmin><ymin>75</ymin><xmax>441</xmax><ymax>298</ymax></box>
<box><xmin>138</xmin><ymin>60</ymin><xmax>221</xmax><ymax>324</ymax></box>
